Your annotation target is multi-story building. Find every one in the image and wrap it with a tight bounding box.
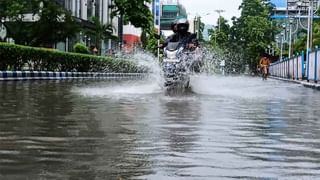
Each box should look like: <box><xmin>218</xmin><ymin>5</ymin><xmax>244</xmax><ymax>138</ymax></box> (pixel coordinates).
<box><xmin>271</xmin><ymin>0</ymin><xmax>320</xmax><ymax>19</ymax></box>
<box><xmin>270</xmin><ymin>0</ymin><xmax>320</xmax><ymax>56</ymax></box>
<box><xmin>5</xmin><ymin>0</ymin><xmax>119</xmax><ymax>54</ymax></box>
<box><xmin>160</xmin><ymin>1</ymin><xmax>187</xmax><ymax>30</ymax></box>
<box><xmin>55</xmin><ymin>0</ymin><xmax>119</xmax><ymax>54</ymax></box>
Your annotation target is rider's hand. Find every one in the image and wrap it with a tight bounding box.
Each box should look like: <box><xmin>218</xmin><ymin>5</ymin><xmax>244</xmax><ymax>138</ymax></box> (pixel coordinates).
<box><xmin>187</xmin><ymin>43</ymin><xmax>196</xmax><ymax>49</ymax></box>
<box><xmin>158</xmin><ymin>44</ymin><xmax>164</xmax><ymax>48</ymax></box>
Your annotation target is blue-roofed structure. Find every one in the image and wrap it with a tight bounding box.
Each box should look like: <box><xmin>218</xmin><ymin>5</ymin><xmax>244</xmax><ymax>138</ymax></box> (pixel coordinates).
<box><xmin>160</xmin><ymin>4</ymin><xmax>187</xmax><ymax>30</ymax></box>
<box><xmin>270</xmin><ymin>0</ymin><xmax>287</xmax><ymax>9</ymax></box>
<box><xmin>270</xmin><ymin>0</ymin><xmax>320</xmax><ymax>19</ymax></box>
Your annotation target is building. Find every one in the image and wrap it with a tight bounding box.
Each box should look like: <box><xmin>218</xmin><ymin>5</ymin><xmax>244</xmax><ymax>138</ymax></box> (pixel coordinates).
<box><xmin>4</xmin><ymin>0</ymin><xmax>119</xmax><ymax>54</ymax></box>
<box><xmin>271</xmin><ymin>0</ymin><xmax>320</xmax><ymax>19</ymax></box>
<box><xmin>160</xmin><ymin>1</ymin><xmax>187</xmax><ymax>30</ymax></box>
<box><xmin>55</xmin><ymin>0</ymin><xmax>119</xmax><ymax>54</ymax></box>
<box><xmin>121</xmin><ymin>1</ymin><xmax>157</xmax><ymax>52</ymax></box>
<box><xmin>122</xmin><ymin>24</ymin><xmax>142</xmax><ymax>53</ymax></box>
<box><xmin>270</xmin><ymin>0</ymin><xmax>320</xmax><ymax>57</ymax></box>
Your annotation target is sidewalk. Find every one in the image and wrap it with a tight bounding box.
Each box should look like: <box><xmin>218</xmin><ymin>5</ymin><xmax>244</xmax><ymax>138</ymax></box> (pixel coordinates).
<box><xmin>270</xmin><ymin>76</ymin><xmax>320</xmax><ymax>90</ymax></box>
<box><xmin>0</xmin><ymin>71</ymin><xmax>147</xmax><ymax>81</ymax></box>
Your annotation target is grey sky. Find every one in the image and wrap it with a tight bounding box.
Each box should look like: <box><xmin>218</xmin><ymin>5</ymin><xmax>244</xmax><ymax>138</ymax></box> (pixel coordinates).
<box><xmin>178</xmin><ymin>0</ymin><xmax>243</xmax><ymax>25</ymax></box>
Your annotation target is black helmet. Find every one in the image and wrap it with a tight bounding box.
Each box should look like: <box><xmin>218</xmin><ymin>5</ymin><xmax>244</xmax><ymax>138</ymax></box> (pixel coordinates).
<box><xmin>176</xmin><ymin>18</ymin><xmax>189</xmax><ymax>34</ymax></box>
<box><xmin>170</xmin><ymin>20</ymin><xmax>177</xmax><ymax>33</ymax></box>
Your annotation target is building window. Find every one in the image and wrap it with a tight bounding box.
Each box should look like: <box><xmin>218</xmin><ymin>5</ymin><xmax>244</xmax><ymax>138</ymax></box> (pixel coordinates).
<box><xmin>163</xmin><ymin>12</ymin><xmax>177</xmax><ymax>18</ymax></box>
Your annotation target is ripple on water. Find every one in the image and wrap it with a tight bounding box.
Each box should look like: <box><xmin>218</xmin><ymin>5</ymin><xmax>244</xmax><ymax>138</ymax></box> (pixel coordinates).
<box><xmin>1</xmin><ymin>76</ymin><xmax>320</xmax><ymax>179</ymax></box>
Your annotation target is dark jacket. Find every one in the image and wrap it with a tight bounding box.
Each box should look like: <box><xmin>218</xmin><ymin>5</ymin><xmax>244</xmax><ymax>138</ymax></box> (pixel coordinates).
<box><xmin>170</xmin><ymin>32</ymin><xmax>199</xmax><ymax>48</ymax></box>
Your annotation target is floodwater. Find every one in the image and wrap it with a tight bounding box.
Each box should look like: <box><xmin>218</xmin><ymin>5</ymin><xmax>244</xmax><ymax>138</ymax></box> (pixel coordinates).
<box><xmin>1</xmin><ymin>76</ymin><xmax>320</xmax><ymax>180</ymax></box>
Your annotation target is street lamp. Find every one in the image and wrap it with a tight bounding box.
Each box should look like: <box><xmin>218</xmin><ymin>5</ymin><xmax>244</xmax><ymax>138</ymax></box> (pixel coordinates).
<box><xmin>84</xmin><ymin>35</ymin><xmax>87</xmax><ymax>45</ymax></box>
<box><xmin>296</xmin><ymin>0</ymin><xmax>317</xmax><ymax>51</ymax></box>
<box><xmin>280</xmin><ymin>32</ymin><xmax>284</xmax><ymax>61</ymax></box>
<box><xmin>214</xmin><ymin>10</ymin><xmax>225</xmax><ymax>46</ymax></box>
<box><xmin>88</xmin><ymin>37</ymin><xmax>91</xmax><ymax>46</ymax></box>
<box><xmin>79</xmin><ymin>31</ymin><xmax>83</xmax><ymax>43</ymax></box>
<box><xmin>39</xmin><ymin>1</ymin><xmax>44</xmax><ymax>13</ymax></box>
<box><xmin>215</xmin><ymin>9</ymin><xmax>225</xmax><ymax>32</ymax></box>
<box><xmin>288</xmin><ymin>17</ymin><xmax>294</xmax><ymax>58</ymax></box>
<box><xmin>188</xmin><ymin>12</ymin><xmax>210</xmax><ymax>36</ymax></box>
<box><xmin>267</xmin><ymin>44</ymin><xmax>271</xmax><ymax>55</ymax></box>
<box><xmin>275</xmin><ymin>35</ymin><xmax>279</xmax><ymax>49</ymax></box>
<box><xmin>280</xmin><ymin>23</ymin><xmax>286</xmax><ymax>61</ymax></box>
<box><xmin>0</xmin><ymin>18</ymin><xmax>7</xmax><ymax>41</ymax></box>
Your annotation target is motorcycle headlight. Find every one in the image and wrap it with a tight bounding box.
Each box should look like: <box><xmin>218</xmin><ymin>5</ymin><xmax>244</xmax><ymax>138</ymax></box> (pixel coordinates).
<box><xmin>166</xmin><ymin>50</ymin><xmax>177</xmax><ymax>59</ymax></box>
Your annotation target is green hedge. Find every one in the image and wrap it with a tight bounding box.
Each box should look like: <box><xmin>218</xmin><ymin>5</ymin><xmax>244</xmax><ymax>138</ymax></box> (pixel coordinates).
<box><xmin>73</xmin><ymin>43</ymin><xmax>90</xmax><ymax>54</ymax></box>
<box><xmin>0</xmin><ymin>43</ymin><xmax>145</xmax><ymax>73</ymax></box>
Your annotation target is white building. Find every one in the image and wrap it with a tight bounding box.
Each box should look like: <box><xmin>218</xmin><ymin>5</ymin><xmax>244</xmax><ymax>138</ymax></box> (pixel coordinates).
<box><xmin>56</xmin><ymin>0</ymin><xmax>119</xmax><ymax>54</ymax></box>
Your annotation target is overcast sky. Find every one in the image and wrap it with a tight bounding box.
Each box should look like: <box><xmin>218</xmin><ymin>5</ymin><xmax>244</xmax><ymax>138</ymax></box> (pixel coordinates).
<box><xmin>178</xmin><ymin>0</ymin><xmax>243</xmax><ymax>25</ymax></box>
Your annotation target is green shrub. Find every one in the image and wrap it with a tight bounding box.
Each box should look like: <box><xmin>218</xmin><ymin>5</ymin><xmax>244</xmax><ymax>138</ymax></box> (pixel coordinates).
<box><xmin>73</xmin><ymin>43</ymin><xmax>90</xmax><ymax>54</ymax></box>
<box><xmin>0</xmin><ymin>43</ymin><xmax>145</xmax><ymax>72</ymax></box>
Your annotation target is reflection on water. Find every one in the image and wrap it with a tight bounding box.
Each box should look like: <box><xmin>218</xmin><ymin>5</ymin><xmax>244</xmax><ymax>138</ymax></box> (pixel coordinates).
<box><xmin>1</xmin><ymin>77</ymin><xmax>320</xmax><ymax>179</ymax></box>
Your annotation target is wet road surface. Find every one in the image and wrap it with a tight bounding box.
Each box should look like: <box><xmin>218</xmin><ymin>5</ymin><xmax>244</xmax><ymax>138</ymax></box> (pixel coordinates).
<box><xmin>1</xmin><ymin>76</ymin><xmax>320</xmax><ymax>179</ymax></box>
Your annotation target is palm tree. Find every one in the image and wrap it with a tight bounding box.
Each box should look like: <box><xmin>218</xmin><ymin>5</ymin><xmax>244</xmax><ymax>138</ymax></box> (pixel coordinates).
<box><xmin>88</xmin><ymin>16</ymin><xmax>117</xmax><ymax>55</ymax></box>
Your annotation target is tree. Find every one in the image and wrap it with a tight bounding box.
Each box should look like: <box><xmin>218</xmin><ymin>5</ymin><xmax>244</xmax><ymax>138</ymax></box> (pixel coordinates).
<box><xmin>141</xmin><ymin>28</ymin><xmax>162</xmax><ymax>56</ymax></box>
<box><xmin>29</xmin><ymin>0</ymin><xmax>79</xmax><ymax>46</ymax></box>
<box><xmin>112</xmin><ymin>0</ymin><xmax>154</xmax><ymax>32</ymax></box>
<box><xmin>2</xmin><ymin>0</ymin><xmax>79</xmax><ymax>47</ymax></box>
<box><xmin>206</xmin><ymin>0</ymin><xmax>278</xmax><ymax>73</ymax></box>
<box><xmin>0</xmin><ymin>0</ymin><xmax>27</xmax><ymax>20</ymax></box>
<box><xmin>86</xmin><ymin>16</ymin><xmax>116</xmax><ymax>53</ymax></box>
<box><xmin>2</xmin><ymin>0</ymin><xmax>38</xmax><ymax>44</ymax></box>
<box><xmin>229</xmin><ymin>0</ymin><xmax>277</xmax><ymax>70</ymax></box>
<box><xmin>209</xmin><ymin>16</ymin><xmax>230</xmax><ymax>49</ymax></box>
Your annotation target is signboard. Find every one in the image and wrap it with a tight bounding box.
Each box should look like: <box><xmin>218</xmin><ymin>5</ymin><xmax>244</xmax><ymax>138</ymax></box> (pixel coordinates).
<box><xmin>0</xmin><ymin>23</ymin><xmax>7</xmax><ymax>40</ymax></box>
<box><xmin>154</xmin><ymin>0</ymin><xmax>161</xmax><ymax>28</ymax></box>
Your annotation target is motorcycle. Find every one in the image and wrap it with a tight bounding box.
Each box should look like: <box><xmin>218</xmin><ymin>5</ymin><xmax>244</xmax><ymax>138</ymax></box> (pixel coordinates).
<box><xmin>162</xmin><ymin>41</ymin><xmax>192</xmax><ymax>90</ymax></box>
<box><xmin>161</xmin><ymin>33</ymin><xmax>204</xmax><ymax>92</ymax></box>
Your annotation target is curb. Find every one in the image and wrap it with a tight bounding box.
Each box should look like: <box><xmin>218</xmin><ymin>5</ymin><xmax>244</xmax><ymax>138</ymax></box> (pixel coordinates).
<box><xmin>270</xmin><ymin>76</ymin><xmax>320</xmax><ymax>90</ymax></box>
<box><xmin>0</xmin><ymin>71</ymin><xmax>148</xmax><ymax>81</ymax></box>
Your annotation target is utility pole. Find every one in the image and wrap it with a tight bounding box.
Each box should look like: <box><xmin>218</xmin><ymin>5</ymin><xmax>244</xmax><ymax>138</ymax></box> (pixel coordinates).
<box><xmin>214</xmin><ymin>9</ymin><xmax>225</xmax><ymax>46</ymax></box>
<box><xmin>309</xmin><ymin>0</ymin><xmax>314</xmax><ymax>50</ymax></box>
<box><xmin>288</xmin><ymin>18</ymin><xmax>294</xmax><ymax>58</ymax></box>
<box><xmin>194</xmin><ymin>16</ymin><xmax>201</xmax><ymax>39</ymax></box>
<box><xmin>118</xmin><ymin>14</ymin><xmax>123</xmax><ymax>51</ymax></box>
<box><xmin>155</xmin><ymin>0</ymin><xmax>161</xmax><ymax>61</ymax></box>
<box><xmin>215</xmin><ymin>9</ymin><xmax>225</xmax><ymax>32</ymax></box>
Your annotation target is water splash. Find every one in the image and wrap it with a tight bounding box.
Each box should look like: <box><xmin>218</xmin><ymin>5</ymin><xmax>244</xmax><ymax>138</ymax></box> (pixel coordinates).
<box><xmin>75</xmin><ymin>47</ymin><xmax>257</xmax><ymax>98</ymax></box>
<box><xmin>77</xmin><ymin>81</ymin><xmax>162</xmax><ymax>98</ymax></box>
<box><xmin>75</xmin><ymin>50</ymin><xmax>165</xmax><ymax>98</ymax></box>
<box><xmin>122</xmin><ymin>50</ymin><xmax>165</xmax><ymax>88</ymax></box>
<box><xmin>190</xmin><ymin>74</ymin><xmax>297</xmax><ymax>99</ymax></box>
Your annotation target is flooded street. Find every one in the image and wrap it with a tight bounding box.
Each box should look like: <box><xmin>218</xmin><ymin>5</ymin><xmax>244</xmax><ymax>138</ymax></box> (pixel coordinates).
<box><xmin>1</xmin><ymin>76</ymin><xmax>320</xmax><ymax>179</ymax></box>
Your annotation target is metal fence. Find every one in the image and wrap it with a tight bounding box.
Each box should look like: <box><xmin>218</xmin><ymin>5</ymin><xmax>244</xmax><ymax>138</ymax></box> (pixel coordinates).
<box><xmin>269</xmin><ymin>48</ymin><xmax>320</xmax><ymax>83</ymax></box>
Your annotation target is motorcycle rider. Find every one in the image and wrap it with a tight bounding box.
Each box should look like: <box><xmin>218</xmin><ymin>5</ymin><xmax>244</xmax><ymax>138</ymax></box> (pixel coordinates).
<box><xmin>170</xmin><ymin>18</ymin><xmax>199</xmax><ymax>49</ymax></box>
<box><xmin>172</xmin><ymin>18</ymin><xmax>202</xmax><ymax>72</ymax></box>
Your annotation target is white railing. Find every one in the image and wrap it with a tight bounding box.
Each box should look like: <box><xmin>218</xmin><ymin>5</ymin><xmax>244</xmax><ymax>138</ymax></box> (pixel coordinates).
<box><xmin>270</xmin><ymin>47</ymin><xmax>320</xmax><ymax>83</ymax></box>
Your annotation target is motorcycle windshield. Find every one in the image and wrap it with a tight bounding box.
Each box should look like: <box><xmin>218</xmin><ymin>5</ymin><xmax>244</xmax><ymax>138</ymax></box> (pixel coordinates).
<box><xmin>166</xmin><ymin>42</ymin><xmax>180</xmax><ymax>51</ymax></box>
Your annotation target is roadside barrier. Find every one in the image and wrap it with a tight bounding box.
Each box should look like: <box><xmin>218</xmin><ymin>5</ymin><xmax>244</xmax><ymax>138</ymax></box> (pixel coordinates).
<box><xmin>270</xmin><ymin>46</ymin><xmax>320</xmax><ymax>83</ymax></box>
<box><xmin>0</xmin><ymin>71</ymin><xmax>147</xmax><ymax>81</ymax></box>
